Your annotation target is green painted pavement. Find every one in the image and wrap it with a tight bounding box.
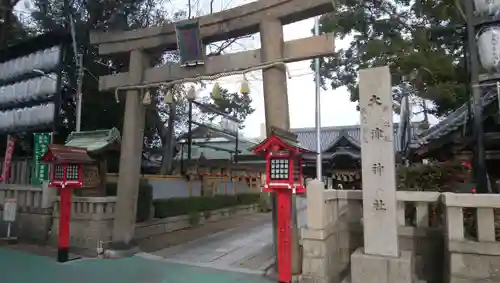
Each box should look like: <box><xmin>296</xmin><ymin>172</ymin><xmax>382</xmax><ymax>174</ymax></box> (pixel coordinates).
<box><xmin>0</xmin><ymin>248</ymin><xmax>274</xmax><ymax>283</ymax></box>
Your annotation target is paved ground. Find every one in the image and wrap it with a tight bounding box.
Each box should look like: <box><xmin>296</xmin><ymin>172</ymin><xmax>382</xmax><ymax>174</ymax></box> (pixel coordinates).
<box><xmin>148</xmin><ymin>197</ymin><xmax>307</xmax><ymax>276</ymax></box>
<box><xmin>151</xmin><ymin>214</ymin><xmax>274</xmax><ymax>275</ymax></box>
<box><xmin>138</xmin><ymin>212</ymin><xmax>273</xmax><ymax>253</ymax></box>
<box><xmin>0</xmin><ymin>248</ymin><xmax>274</xmax><ymax>283</ymax></box>
<box><xmin>0</xmin><ymin>197</ymin><xmax>308</xmax><ymax>283</ymax></box>
<box><xmin>0</xmin><ymin>213</ymin><xmax>277</xmax><ymax>283</ymax></box>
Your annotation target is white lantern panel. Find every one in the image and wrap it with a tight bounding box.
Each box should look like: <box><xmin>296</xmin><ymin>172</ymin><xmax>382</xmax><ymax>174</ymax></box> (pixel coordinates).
<box><xmin>0</xmin><ymin>74</ymin><xmax>58</xmax><ymax>106</ymax></box>
<box><xmin>474</xmin><ymin>0</ymin><xmax>500</xmax><ymax>15</ymax></box>
<box><xmin>0</xmin><ymin>103</ymin><xmax>55</xmax><ymax>132</ymax></box>
<box><xmin>0</xmin><ymin>46</ymin><xmax>61</xmax><ymax>82</ymax></box>
<box><xmin>270</xmin><ymin>158</ymin><xmax>289</xmax><ymax>180</ymax></box>
<box><xmin>478</xmin><ymin>27</ymin><xmax>500</xmax><ymax>73</ymax></box>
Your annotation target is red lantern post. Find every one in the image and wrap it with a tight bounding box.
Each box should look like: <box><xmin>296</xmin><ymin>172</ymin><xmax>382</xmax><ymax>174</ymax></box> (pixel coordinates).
<box><xmin>251</xmin><ymin>128</ymin><xmax>308</xmax><ymax>283</ymax></box>
<box><xmin>40</xmin><ymin>145</ymin><xmax>94</xmax><ymax>262</ymax></box>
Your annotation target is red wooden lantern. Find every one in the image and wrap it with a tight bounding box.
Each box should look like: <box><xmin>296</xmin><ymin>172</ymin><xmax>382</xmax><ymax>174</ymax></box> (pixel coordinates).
<box><xmin>252</xmin><ymin>129</ymin><xmax>309</xmax><ymax>195</ymax></box>
<box><xmin>40</xmin><ymin>144</ymin><xmax>94</xmax><ymax>263</ymax></box>
<box><xmin>251</xmin><ymin>127</ymin><xmax>310</xmax><ymax>283</ymax></box>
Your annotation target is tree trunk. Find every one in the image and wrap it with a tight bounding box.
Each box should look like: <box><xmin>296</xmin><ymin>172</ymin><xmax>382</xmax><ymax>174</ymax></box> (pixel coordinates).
<box><xmin>421</xmin><ymin>100</ymin><xmax>430</xmax><ymax>128</ymax></box>
<box><xmin>0</xmin><ymin>0</ymin><xmax>16</xmax><ymax>49</ymax></box>
<box><xmin>158</xmin><ymin>103</ymin><xmax>176</xmax><ymax>175</ymax></box>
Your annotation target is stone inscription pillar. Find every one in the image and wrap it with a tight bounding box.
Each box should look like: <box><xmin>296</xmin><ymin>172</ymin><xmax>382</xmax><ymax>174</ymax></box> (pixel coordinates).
<box><xmin>358</xmin><ymin>65</ymin><xmax>399</xmax><ymax>257</ymax></box>
<box><xmin>260</xmin><ymin>19</ymin><xmax>301</xmax><ymax>275</ymax></box>
<box><xmin>350</xmin><ymin>66</ymin><xmax>414</xmax><ymax>283</ymax></box>
<box><xmin>112</xmin><ymin>50</ymin><xmax>149</xmax><ymax>244</ymax></box>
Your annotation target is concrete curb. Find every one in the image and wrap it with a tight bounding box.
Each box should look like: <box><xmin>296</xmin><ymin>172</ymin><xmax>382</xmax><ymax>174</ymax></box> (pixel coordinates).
<box><xmin>136</xmin><ymin>253</ymin><xmax>269</xmax><ymax>276</ymax></box>
<box><xmin>262</xmin><ymin>258</ymin><xmax>275</xmax><ymax>273</ymax></box>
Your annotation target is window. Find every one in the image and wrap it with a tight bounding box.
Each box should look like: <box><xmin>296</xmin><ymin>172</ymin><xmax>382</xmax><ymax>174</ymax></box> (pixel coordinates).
<box><xmin>270</xmin><ymin>158</ymin><xmax>289</xmax><ymax>180</ymax></box>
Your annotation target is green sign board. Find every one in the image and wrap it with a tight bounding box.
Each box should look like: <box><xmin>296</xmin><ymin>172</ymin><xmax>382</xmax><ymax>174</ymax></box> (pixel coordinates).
<box><xmin>32</xmin><ymin>133</ymin><xmax>52</xmax><ymax>185</ymax></box>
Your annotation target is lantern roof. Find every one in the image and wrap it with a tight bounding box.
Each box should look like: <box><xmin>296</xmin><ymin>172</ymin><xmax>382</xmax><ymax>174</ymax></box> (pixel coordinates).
<box><xmin>40</xmin><ymin>144</ymin><xmax>95</xmax><ymax>164</ymax></box>
<box><xmin>251</xmin><ymin>126</ymin><xmax>312</xmax><ymax>155</ymax></box>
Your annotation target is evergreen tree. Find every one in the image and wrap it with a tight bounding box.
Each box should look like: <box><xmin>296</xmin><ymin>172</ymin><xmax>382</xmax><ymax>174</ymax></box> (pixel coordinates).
<box><xmin>316</xmin><ymin>0</ymin><xmax>468</xmax><ymax>120</ymax></box>
<box><xmin>28</xmin><ymin>0</ymin><xmax>255</xmax><ymax>172</ymax></box>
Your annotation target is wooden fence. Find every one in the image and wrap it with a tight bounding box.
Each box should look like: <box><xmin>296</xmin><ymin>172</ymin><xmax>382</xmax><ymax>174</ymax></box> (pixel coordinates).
<box><xmin>0</xmin><ymin>159</ymin><xmax>33</xmax><ymax>185</ymax></box>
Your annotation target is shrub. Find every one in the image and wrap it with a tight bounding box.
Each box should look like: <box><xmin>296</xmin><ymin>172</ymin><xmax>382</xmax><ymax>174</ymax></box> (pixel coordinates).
<box><xmin>106</xmin><ymin>179</ymin><xmax>153</xmax><ymax>223</ymax></box>
<box><xmin>396</xmin><ymin>160</ymin><xmax>467</xmax><ymax>192</ymax></box>
<box><xmin>136</xmin><ymin>180</ymin><xmax>153</xmax><ymax>223</ymax></box>
<box><xmin>153</xmin><ymin>193</ymin><xmax>259</xmax><ymax>219</ymax></box>
<box><xmin>237</xmin><ymin>193</ymin><xmax>260</xmax><ymax>205</ymax></box>
<box><xmin>397</xmin><ymin>160</ymin><xmax>480</xmax><ymax>238</ymax></box>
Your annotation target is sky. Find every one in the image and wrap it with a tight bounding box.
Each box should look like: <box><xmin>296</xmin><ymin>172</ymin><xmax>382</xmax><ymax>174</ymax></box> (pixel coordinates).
<box><xmin>190</xmin><ymin>0</ymin><xmax>363</xmax><ymax>138</ymax></box>
<box><xmin>174</xmin><ymin>0</ymin><xmax>440</xmax><ymax>139</ymax></box>
<box><xmin>16</xmin><ymin>0</ymin><xmax>440</xmax><ymax>139</ymax></box>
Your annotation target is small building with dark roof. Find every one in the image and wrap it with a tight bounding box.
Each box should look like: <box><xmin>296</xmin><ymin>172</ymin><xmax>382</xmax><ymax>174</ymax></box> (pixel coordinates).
<box><xmin>409</xmin><ymin>89</ymin><xmax>500</xmax><ymax>184</ymax></box>
<box><xmin>63</xmin><ymin>128</ymin><xmax>121</xmax><ymax>195</ymax></box>
<box><xmin>289</xmin><ymin>123</ymin><xmax>425</xmax><ymax>189</ymax></box>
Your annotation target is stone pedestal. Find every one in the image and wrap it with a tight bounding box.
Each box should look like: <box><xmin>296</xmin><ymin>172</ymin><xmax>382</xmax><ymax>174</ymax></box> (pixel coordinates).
<box><xmin>41</xmin><ymin>181</ymin><xmax>56</xmax><ymax>209</ymax></box>
<box><xmin>350</xmin><ymin>248</ymin><xmax>414</xmax><ymax>283</ymax></box>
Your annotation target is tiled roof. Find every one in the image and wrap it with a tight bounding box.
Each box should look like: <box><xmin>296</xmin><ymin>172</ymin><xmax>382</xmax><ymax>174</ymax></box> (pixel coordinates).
<box><xmin>410</xmin><ymin>90</ymin><xmax>497</xmax><ymax>148</ymax></box>
<box><xmin>292</xmin><ymin>123</ymin><xmax>421</xmax><ymax>153</ymax></box>
<box><xmin>145</xmin><ymin>139</ymin><xmax>258</xmax><ymax>165</ymax></box>
<box><xmin>65</xmin><ymin>128</ymin><xmax>121</xmax><ymax>153</ymax></box>
<box><xmin>41</xmin><ymin>144</ymin><xmax>94</xmax><ymax>164</ymax></box>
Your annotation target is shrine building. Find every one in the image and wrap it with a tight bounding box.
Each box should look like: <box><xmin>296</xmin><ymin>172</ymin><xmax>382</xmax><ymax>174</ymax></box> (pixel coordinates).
<box><xmin>284</xmin><ymin>123</ymin><xmax>425</xmax><ymax>189</ymax></box>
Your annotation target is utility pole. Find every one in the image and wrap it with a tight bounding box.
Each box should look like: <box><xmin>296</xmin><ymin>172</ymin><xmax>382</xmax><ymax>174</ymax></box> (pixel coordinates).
<box><xmin>69</xmin><ymin>14</ymin><xmax>84</xmax><ymax>132</ymax></box>
<box><xmin>463</xmin><ymin>0</ymin><xmax>491</xmax><ymax>193</ymax></box>
<box><xmin>314</xmin><ymin>16</ymin><xmax>322</xmax><ymax>180</ymax></box>
<box><xmin>64</xmin><ymin>0</ymin><xmax>84</xmax><ymax>132</ymax></box>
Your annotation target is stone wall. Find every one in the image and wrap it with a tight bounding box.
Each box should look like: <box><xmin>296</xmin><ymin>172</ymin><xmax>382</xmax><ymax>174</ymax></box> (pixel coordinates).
<box><xmin>301</xmin><ymin>185</ymin><xmax>500</xmax><ymax>283</ymax></box>
<box><xmin>0</xmin><ymin>185</ymin><xmax>53</xmax><ymax>243</ymax></box>
<box><xmin>0</xmin><ymin>209</ymin><xmax>52</xmax><ymax>243</ymax></box>
<box><xmin>443</xmin><ymin>193</ymin><xmax>500</xmax><ymax>283</ymax></box>
<box><xmin>1</xmin><ymin>181</ymin><xmax>262</xmax><ymax>256</ymax></box>
<box><xmin>50</xmin><ymin>199</ymin><xmax>260</xmax><ymax>254</ymax></box>
<box><xmin>301</xmin><ymin>184</ymin><xmax>445</xmax><ymax>283</ymax></box>
<box><xmin>107</xmin><ymin>174</ymin><xmax>260</xmax><ymax>199</ymax></box>
<box><xmin>50</xmin><ymin>196</ymin><xmax>116</xmax><ymax>251</ymax></box>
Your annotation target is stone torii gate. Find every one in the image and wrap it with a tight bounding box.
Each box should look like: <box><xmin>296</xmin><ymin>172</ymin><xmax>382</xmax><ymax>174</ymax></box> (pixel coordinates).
<box><xmin>90</xmin><ymin>0</ymin><xmax>335</xmax><ymax>267</ymax></box>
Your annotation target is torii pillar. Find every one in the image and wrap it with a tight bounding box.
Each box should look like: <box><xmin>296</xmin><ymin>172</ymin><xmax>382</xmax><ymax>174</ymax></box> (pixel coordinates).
<box><xmin>112</xmin><ymin>50</ymin><xmax>150</xmax><ymax>246</ymax></box>
<box><xmin>260</xmin><ymin>18</ymin><xmax>302</xmax><ymax>275</ymax></box>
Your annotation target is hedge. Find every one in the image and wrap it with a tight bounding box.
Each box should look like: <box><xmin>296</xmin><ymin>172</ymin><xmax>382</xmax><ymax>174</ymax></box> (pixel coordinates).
<box><xmin>153</xmin><ymin>194</ymin><xmax>260</xmax><ymax>219</ymax></box>
<box><xmin>106</xmin><ymin>179</ymin><xmax>153</xmax><ymax>223</ymax></box>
